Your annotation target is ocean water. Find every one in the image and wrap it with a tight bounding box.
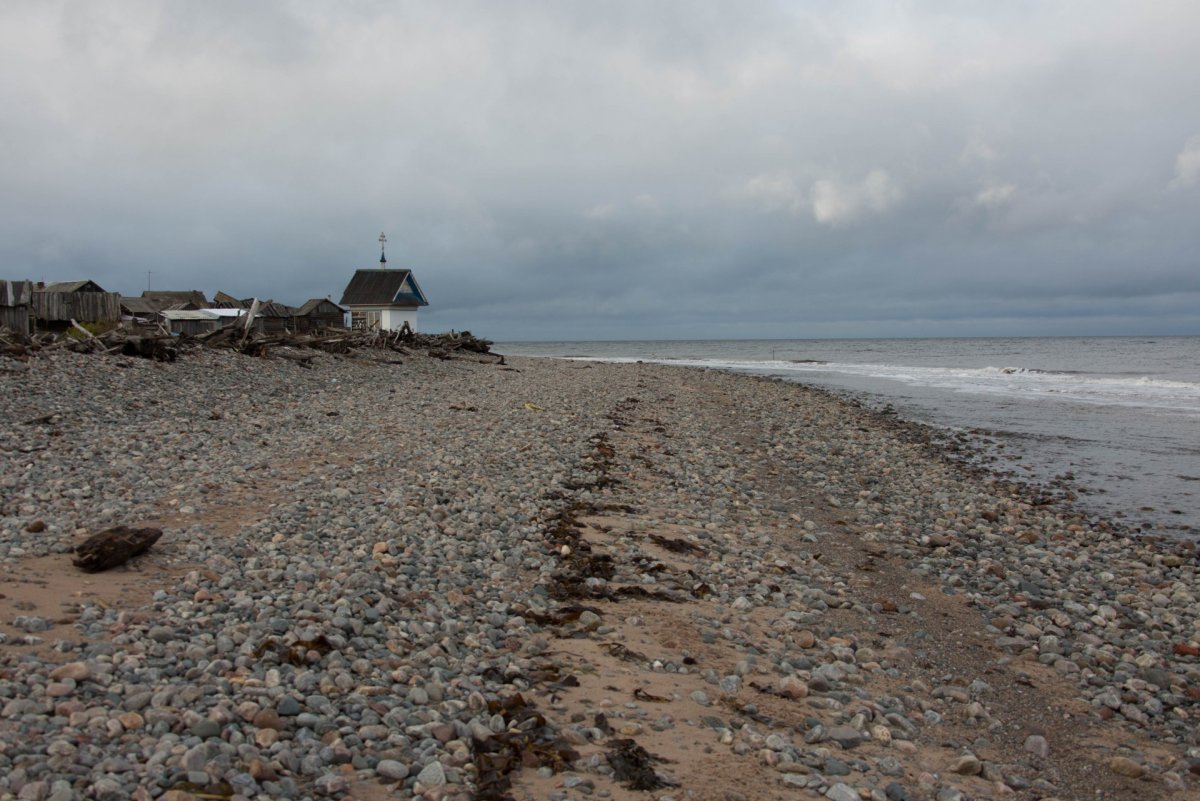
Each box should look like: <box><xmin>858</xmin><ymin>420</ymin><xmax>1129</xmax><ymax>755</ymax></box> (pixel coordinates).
<box><xmin>499</xmin><ymin>337</ymin><xmax>1200</xmax><ymax>537</ymax></box>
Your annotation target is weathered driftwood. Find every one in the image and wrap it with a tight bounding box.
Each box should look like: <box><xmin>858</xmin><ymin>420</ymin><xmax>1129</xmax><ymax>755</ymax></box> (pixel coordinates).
<box><xmin>121</xmin><ymin>335</ymin><xmax>178</xmax><ymax>361</ymax></box>
<box><xmin>72</xmin><ymin>526</ymin><xmax>164</xmax><ymax>572</ymax></box>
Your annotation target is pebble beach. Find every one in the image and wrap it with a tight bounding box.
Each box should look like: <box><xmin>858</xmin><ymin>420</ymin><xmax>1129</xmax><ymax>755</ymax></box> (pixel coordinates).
<box><xmin>2</xmin><ymin>348</ymin><xmax>1199</xmax><ymax>801</ymax></box>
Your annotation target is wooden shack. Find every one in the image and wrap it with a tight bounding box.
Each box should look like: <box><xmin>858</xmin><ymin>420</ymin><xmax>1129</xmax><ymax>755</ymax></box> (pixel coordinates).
<box><xmin>120</xmin><ymin>297</ymin><xmax>163</xmax><ymax>324</ymax></box>
<box><xmin>161</xmin><ymin>309</ymin><xmax>222</xmax><ymax>336</ymax></box>
<box><xmin>0</xmin><ymin>280</ymin><xmax>33</xmax><ymax>335</ymax></box>
<box><xmin>32</xmin><ymin>280</ymin><xmax>121</xmax><ymax>330</ymax></box>
<box><xmin>293</xmin><ymin>298</ymin><xmax>347</xmax><ymax>332</ymax></box>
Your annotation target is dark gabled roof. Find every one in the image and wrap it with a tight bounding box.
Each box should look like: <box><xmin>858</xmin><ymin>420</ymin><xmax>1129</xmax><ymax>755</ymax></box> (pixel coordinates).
<box><xmin>142</xmin><ymin>290</ymin><xmax>209</xmax><ymax>307</ymax></box>
<box><xmin>339</xmin><ymin>269</ymin><xmax>428</xmax><ymax>307</ymax></box>
<box><xmin>120</xmin><ymin>297</ymin><xmax>162</xmax><ymax>315</ymax></box>
<box><xmin>43</xmin><ymin>280</ymin><xmax>108</xmax><ymax>293</ymax></box>
<box><xmin>258</xmin><ymin>300</ymin><xmax>295</xmax><ymax>318</ymax></box>
<box><xmin>296</xmin><ymin>298</ymin><xmax>345</xmax><ymax>316</ymax></box>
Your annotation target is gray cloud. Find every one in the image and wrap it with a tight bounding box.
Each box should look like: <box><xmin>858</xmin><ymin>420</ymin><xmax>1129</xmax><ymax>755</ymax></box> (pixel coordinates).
<box><xmin>1</xmin><ymin>0</ymin><xmax>1197</xmax><ymax>340</ymax></box>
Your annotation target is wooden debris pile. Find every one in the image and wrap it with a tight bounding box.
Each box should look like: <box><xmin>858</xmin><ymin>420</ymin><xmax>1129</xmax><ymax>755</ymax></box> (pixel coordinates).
<box><xmin>0</xmin><ymin>321</ymin><xmax>502</xmax><ymax>366</ymax></box>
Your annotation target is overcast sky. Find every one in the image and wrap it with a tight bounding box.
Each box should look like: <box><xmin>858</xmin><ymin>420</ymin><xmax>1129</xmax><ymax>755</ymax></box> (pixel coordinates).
<box><xmin>2</xmin><ymin>1</ymin><xmax>1198</xmax><ymax>340</ymax></box>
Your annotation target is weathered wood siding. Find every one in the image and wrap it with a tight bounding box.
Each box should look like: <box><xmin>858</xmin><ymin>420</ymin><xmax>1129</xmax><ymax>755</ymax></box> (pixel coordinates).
<box><xmin>294</xmin><ymin>312</ymin><xmax>345</xmax><ymax>332</ymax></box>
<box><xmin>1</xmin><ymin>280</ymin><xmax>32</xmax><ymax>335</ymax></box>
<box><xmin>32</xmin><ymin>291</ymin><xmax>121</xmax><ymax>325</ymax></box>
<box><xmin>0</xmin><ymin>306</ymin><xmax>30</xmax><ymax>334</ymax></box>
<box><xmin>167</xmin><ymin>318</ymin><xmax>221</xmax><ymax>336</ymax></box>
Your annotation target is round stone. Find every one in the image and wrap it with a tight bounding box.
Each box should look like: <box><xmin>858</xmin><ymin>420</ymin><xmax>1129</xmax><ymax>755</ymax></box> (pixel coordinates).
<box><xmin>416</xmin><ymin>760</ymin><xmax>446</xmax><ymax>787</ymax></box>
<box><xmin>376</xmin><ymin>759</ymin><xmax>410</xmax><ymax>780</ymax></box>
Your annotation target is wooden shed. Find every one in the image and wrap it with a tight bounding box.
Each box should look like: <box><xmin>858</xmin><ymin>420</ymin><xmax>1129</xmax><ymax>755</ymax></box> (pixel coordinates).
<box><xmin>120</xmin><ymin>296</ymin><xmax>164</xmax><ymax>324</ymax></box>
<box><xmin>293</xmin><ymin>298</ymin><xmax>347</xmax><ymax>332</ymax></box>
<box><xmin>161</xmin><ymin>309</ymin><xmax>222</xmax><ymax>336</ymax></box>
<box><xmin>32</xmin><ymin>280</ymin><xmax>121</xmax><ymax>330</ymax></box>
<box><xmin>0</xmin><ymin>280</ymin><xmax>33</xmax><ymax>335</ymax></box>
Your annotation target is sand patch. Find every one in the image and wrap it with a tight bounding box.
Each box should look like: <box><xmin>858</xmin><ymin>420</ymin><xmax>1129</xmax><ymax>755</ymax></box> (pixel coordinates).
<box><xmin>0</xmin><ymin>545</ymin><xmax>189</xmax><ymax>662</ymax></box>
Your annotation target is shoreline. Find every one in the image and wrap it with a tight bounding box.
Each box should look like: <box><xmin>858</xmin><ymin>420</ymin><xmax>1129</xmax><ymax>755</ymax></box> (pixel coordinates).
<box><xmin>500</xmin><ymin>337</ymin><xmax>1200</xmax><ymax>540</ymax></box>
<box><xmin>1</xmin><ymin>350</ymin><xmax>1197</xmax><ymax>801</ymax></box>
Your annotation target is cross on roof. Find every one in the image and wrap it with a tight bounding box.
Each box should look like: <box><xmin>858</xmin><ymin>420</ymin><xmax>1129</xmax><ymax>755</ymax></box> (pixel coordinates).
<box><xmin>379</xmin><ymin>232</ymin><xmax>387</xmax><ymax>266</ymax></box>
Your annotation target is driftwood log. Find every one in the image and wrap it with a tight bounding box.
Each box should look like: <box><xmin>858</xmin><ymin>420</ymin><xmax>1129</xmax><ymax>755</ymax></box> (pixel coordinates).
<box><xmin>72</xmin><ymin>526</ymin><xmax>163</xmax><ymax>572</ymax></box>
<box><xmin>121</xmin><ymin>335</ymin><xmax>178</xmax><ymax>361</ymax></box>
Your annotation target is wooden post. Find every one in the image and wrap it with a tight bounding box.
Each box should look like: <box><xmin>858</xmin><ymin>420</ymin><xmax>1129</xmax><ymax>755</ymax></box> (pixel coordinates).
<box><xmin>240</xmin><ymin>298</ymin><xmax>260</xmax><ymax>348</ymax></box>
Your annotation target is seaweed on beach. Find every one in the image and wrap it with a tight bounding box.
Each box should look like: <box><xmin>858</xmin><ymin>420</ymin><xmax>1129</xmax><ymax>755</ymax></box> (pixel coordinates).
<box><xmin>474</xmin><ymin>693</ymin><xmax>580</xmax><ymax>801</ymax></box>
<box><xmin>610</xmin><ymin>585</ymin><xmax>684</xmax><ymax>602</ymax></box>
<box><xmin>648</xmin><ymin>533</ymin><xmax>705</xmax><ymax>555</ymax></box>
<box><xmin>605</xmin><ymin>738</ymin><xmax>674</xmax><ymax>791</ymax></box>
<box><xmin>604</xmin><ymin>642</ymin><xmax>648</xmax><ymax>663</ymax></box>
<box><xmin>253</xmin><ymin>634</ymin><xmax>333</xmax><ymax>666</ymax></box>
<box><xmin>523</xmin><ymin>604</ymin><xmax>603</xmax><ymax>626</ymax></box>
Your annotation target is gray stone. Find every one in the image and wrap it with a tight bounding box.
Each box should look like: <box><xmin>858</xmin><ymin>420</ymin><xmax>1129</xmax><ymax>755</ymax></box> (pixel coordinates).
<box><xmin>824</xmin><ymin>758</ymin><xmax>851</xmax><ymax>776</ymax></box>
<box><xmin>377</xmin><ymin>759</ymin><xmax>410</xmax><ymax>780</ymax></box>
<box><xmin>313</xmin><ymin>774</ymin><xmax>349</xmax><ymax>795</ymax></box>
<box><xmin>417</xmin><ymin>760</ymin><xmax>447</xmax><ymax>787</ymax></box>
<box><xmin>191</xmin><ymin>719</ymin><xmax>222</xmax><ymax>739</ymax></box>
<box><xmin>276</xmin><ymin>697</ymin><xmax>302</xmax><ymax>716</ymax></box>
<box><xmin>827</xmin><ymin>726</ymin><xmax>865</xmax><ymax>749</ymax></box>
<box><xmin>1024</xmin><ymin>734</ymin><xmax>1049</xmax><ymax>758</ymax></box>
<box><xmin>826</xmin><ymin>782</ymin><xmax>860</xmax><ymax>801</ymax></box>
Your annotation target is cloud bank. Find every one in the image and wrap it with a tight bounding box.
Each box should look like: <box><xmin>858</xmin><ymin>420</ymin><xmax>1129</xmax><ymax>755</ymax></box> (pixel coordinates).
<box><xmin>0</xmin><ymin>1</ymin><xmax>1197</xmax><ymax>340</ymax></box>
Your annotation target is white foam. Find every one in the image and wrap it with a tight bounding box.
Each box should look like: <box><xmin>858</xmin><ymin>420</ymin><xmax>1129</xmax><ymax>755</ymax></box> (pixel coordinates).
<box><xmin>568</xmin><ymin>356</ymin><xmax>1200</xmax><ymax>413</ymax></box>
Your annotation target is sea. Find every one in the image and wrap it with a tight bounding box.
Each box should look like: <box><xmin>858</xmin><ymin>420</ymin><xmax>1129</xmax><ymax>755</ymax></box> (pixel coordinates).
<box><xmin>499</xmin><ymin>336</ymin><xmax>1200</xmax><ymax>539</ymax></box>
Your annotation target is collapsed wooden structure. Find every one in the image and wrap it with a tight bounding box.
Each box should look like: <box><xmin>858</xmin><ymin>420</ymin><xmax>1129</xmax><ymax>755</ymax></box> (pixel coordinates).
<box><xmin>0</xmin><ymin>318</ymin><xmax>500</xmax><ymax>366</ymax></box>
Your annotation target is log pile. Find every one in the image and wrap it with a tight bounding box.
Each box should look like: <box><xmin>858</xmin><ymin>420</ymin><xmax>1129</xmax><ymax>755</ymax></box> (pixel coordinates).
<box><xmin>0</xmin><ymin>323</ymin><xmax>501</xmax><ymax>366</ymax></box>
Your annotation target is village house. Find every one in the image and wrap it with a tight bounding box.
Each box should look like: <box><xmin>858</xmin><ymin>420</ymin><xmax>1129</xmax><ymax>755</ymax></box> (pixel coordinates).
<box><xmin>119</xmin><ymin>296</ymin><xmax>163</xmax><ymax>323</ymax></box>
<box><xmin>293</xmin><ymin>298</ymin><xmax>347</xmax><ymax>332</ymax></box>
<box><xmin>160</xmin><ymin>307</ymin><xmax>263</xmax><ymax>336</ymax></box>
<box><xmin>30</xmin><ymin>280</ymin><xmax>121</xmax><ymax>330</ymax></box>
<box><xmin>121</xmin><ymin>289</ymin><xmax>210</xmax><ymax>325</ymax></box>
<box><xmin>339</xmin><ymin>237</ymin><xmax>428</xmax><ymax>331</ymax></box>
<box><xmin>160</xmin><ymin>309</ymin><xmax>222</xmax><ymax>336</ymax></box>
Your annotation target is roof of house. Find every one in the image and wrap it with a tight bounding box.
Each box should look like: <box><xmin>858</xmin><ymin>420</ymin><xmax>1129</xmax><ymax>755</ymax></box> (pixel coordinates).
<box><xmin>42</xmin><ymin>280</ymin><xmax>108</xmax><ymax>293</ymax></box>
<box><xmin>142</xmin><ymin>290</ymin><xmax>209</xmax><ymax>307</ymax></box>
<box><xmin>296</xmin><ymin>298</ymin><xmax>346</xmax><ymax>316</ymax></box>
<box><xmin>161</xmin><ymin>310</ymin><xmax>220</xmax><ymax>321</ymax></box>
<box><xmin>120</xmin><ymin>297</ymin><xmax>162</xmax><ymax>315</ymax></box>
<box><xmin>339</xmin><ymin>269</ymin><xmax>428</xmax><ymax>307</ymax></box>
